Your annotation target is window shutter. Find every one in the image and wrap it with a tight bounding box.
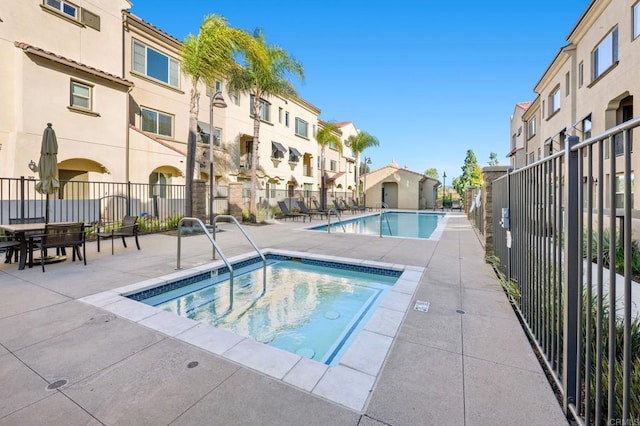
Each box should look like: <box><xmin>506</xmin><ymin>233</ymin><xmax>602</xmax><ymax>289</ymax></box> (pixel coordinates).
<box><xmin>81</xmin><ymin>8</ymin><xmax>100</xmax><ymax>31</ymax></box>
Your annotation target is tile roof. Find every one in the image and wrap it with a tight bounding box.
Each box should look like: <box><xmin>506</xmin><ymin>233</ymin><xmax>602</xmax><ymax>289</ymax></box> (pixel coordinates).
<box><xmin>129</xmin><ymin>125</ymin><xmax>186</xmax><ymax>156</ymax></box>
<box><xmin>516</xmin><ymin>102</ymin><xmax>532</xmax><ymax>110</ymax></box>
<box><xmin>15</xmin><ymin>41</ymin><xmax>133</xmax><ymax>87</ymax></box>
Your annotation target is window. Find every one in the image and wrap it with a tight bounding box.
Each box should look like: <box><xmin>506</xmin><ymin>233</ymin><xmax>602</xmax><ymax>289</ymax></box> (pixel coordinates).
<box><xmin>278</xmin><ymin>107</ymin><xmax>283</xmax><ymax>124</ymax></box>
<box><xmin>213</xmin><ymin>127</ymin><xmax>221</xmax><ymax>146</ymax></box>
<box><xmin>150</xmin><ymin>172</ymin><xmax>171</xmax><ymax>199</ymax></box>
<box><xmin>565</xmin><ymin>72</ymin><xmax>570</xmax><ymax>96</ymax></box>
<box><xmin>592</xmin><ymin>27</ymin><xmax>618</xmax><ymax>80</ymax></box>
<box><xmin>582</xmin><ymin>115</ymin><xmax>592</xmax><ymax>140</ymax></box>
<box><xmin>271</xmin><ymin>142</ymin><xmax>285</xmax><ymax>159</ymax></box>
<box><xmin>133</xmin><ymin>41</ymin><xmax>180</xmax><ymax>88</ymax></box>
<box><xmin>46</xmin><ymin>0</ymin><xmax>78</xmax><ymax>19</ymax></box>
<box><xmin>542</xmin><ymin>101</ymin><xmax>545</xmax><ymax>119</ymax></box>
<box><xmin>141</xmin><ymin>107</ymin><xmax>173</xmax><ymax>138</ymax></box>
<box><xmin>528</xmin><ymin>152</ymin><xmax>535</xmax><ymax>164</ymax></box>
<box><xmin>312</xmin><ymin>124</ymin><xmax>317</xmax><ymax>137</ymax></box>
<box><xmin>268</xmin><ymin>182</ymin><xmax>277</xmax><ymax>198</ymax></box>
<box><xmin>549</xmin><ymin>86</ymin><xmax>560</xmax><ymax>115</ymax></box>
<box><xmin>615</xmin><ymin>173</ymin><xmax>635</xmax><ymax>209</ymax></box>
<box><xmin>285</xmin><ymin>112</ymin><xmax>290</xmax><ymax>127</ymax></box>
<box><xmin>330</xmin><ymin>160</ymin><xmax>337</xmax><ymax>172</ymax></box>
<box><xmin>635</xmin><ymin>2</ymin><xmax>640</xmax><ymax>39</ymax></box>
<box><xmin>249</xmin><ymin>95</ymin><xmax>270</xmax><ymax>122</ymax></box>
<box><xmin>317</xmin><ymin>157</ymin><xmax>320</xmax><ymax>169</ymax></box>
<box><xmin>303</xmin><ymin>183</ymin><xmax>312</xmax><ymax>198</ymax></box>
<box><xmin>527</xmin><ymin>117</ymin><xmax>536</xmax><ymax>139</ymax></box>
<box><xmin>295</xmin><ymin>118</ymin><xmax>308</xmax><ymax>137</ymax></box>
<box><xmin>70</xmin><ymin>81</ymin><xmax>91</xmax><ymax>110</ymax></box>
<box><xmin>232</xmin><ymin>90</ymin><xmax>240</xmax><ymax>106</ymax></box>
<box><xmin>578</xmin><ymin>62</ymin><xmax>584</xmax><ymax>87</ymax></box>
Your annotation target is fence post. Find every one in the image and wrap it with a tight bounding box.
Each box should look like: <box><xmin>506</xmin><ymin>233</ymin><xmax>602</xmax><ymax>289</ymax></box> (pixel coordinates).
<box><xmin>126</xmin><ymin>181</ymin><xmax>131</xmax><ymax>216</ymax></box>
<box><xmin>19</xmin><ymin>176</ymin><xmax>25</xmax><ymax>219</ymax></box>
<box><xmin>562</xmin><ymin>135</ymin><xmax>580</xmax><ymax>413</ymax></box>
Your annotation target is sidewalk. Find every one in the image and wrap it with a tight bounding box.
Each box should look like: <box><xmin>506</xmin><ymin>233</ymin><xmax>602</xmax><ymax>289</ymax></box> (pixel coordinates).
<box><xmin>0</xmin><ymin>213</ymin><xmax>567</xmax><ymax>425</ymax></box>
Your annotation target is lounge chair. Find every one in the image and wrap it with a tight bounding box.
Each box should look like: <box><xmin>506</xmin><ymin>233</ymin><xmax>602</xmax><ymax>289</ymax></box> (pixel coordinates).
<box><xmin>350</xmin><ymin>199</ymin><xmax>367</xmax><ymax>213</ymax></box>
<box><xmin>32</xmin><ymin>222</ymin><xmax>86</xmax><ymax>272</ymax></box>
<box><xmin>337</xmin><ymin>199</ymin><xmax>352</xmax><ymax>213</ymax></box>
<box><xmin>312</xmin><ymin>199</ymin><xmax>329</xmax><ymax>213</ymax></box>
<box><xmin>97</xmin><ymin>215</ymin><xmax>140</xmax><ymax>255</ymax></box>
<box><xmin>277</xmin><ymin>201</ymin><xmax>309</xmax><ymax>222</ymax></box>
<box><xmin>298</xmin><ymin>200</ymin><xmax>327</xmax><ymax>220</ymax></box>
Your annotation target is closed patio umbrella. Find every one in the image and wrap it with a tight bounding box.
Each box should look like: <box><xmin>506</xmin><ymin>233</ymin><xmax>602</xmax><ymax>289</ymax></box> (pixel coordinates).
<box><xmin>34</xmin><ymin>123</ymin><xmax>59</xmax><ymax>223</ymax></box>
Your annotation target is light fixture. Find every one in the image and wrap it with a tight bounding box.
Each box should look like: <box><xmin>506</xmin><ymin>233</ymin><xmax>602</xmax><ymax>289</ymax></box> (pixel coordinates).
<box><xmin>208</xmin><ymin>89</ymin><xmax>227</xmax><ymax>226</ymax></box>
<box><xmin>28</xmin><ymin>160</ymin><xmax>38</xmax><ymax>172</ymax></box>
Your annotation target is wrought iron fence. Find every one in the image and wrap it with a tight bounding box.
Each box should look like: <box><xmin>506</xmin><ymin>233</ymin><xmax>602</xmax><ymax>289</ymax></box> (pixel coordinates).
<box><xmin>0</xmin><ymin>177</ymin><xmax>228</xmax><ymax>233</ymax></box>
<box><xmin>492</xmin><ymin>116</ymin><xmax>640</xmax><ymax>425</ymax></box>
<box><xmin>467</xmin><ymin>187</ymin><xmax>484</xmax><ymax>235</ymax></box>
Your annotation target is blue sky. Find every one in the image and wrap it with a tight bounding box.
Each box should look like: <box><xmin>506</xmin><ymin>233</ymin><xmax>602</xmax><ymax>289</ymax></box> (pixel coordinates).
<box><xmin>130</xmin><ymin>0</ymin><xmax>590</xmax><ymax>181</ymax></box>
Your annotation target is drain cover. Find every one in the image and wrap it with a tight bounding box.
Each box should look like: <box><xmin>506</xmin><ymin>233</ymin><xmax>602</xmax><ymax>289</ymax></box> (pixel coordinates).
<box><xmin>324</xmin><ymin>310</ymin><xmax>340</xmax><ymax>320</ymax></box>
<box><xmin>187</xmin><ymin>361</ymin><xmax>199</xmax><ymax>369</ymax></box>
<box><xmin>46</xmin><ymin>379</ymin><xmax>68</xmax><ymax>390</ymax></box>
<box><xmin>414</xmin><ymin>300</ymin><xmax>430</xmax><ymax>313</ymax></box>
<box><xmin>456</xmin><ymin>309</ymin><xmax>466</xmax><ymax>314</ymax></box>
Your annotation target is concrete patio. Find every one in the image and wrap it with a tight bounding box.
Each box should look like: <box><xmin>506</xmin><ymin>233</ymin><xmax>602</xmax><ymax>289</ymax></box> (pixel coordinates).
<box><xmin>0</xmin><ymin>212</ymin><xmax>568</xmax><ymax>425</ymax></box>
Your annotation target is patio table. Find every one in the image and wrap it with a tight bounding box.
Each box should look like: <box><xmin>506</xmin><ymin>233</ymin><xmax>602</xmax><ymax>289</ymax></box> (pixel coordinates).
<box><xmin>0</xmin><ymin>222</ymin><xmax>77</xmax><ymax>270</ymax></box>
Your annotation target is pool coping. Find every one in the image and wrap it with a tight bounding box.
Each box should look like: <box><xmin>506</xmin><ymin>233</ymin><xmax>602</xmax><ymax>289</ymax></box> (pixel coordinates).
<box><xmin>302</xmin><ymin>209</ymin><xmax>449</xmax><ymax>241</ymax></box>
<box><xmin>79</xmin><ymin>249</ymin><xmax>424</xmax><ymax>413</ymax></box>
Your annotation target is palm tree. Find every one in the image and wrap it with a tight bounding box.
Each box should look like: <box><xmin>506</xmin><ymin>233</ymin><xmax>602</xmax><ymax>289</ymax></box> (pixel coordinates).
<box><xmin>226</xmin><ymin>29</ymin><xmax>304</xmax><ymax>221</ymax></box>
<box><xmin>316</xmin><ymin>122</ymin><xmax>343</xmax><ymax>210</ymax></box>
<box><xmin>181</xmin><ymin>14</ymin><xmax>264</xmax><ymax>218</ymax></box>
<box><xmin>346</xmin><ymin>131</ymin><xmax>379</xmax><ymax>202</ymax></box>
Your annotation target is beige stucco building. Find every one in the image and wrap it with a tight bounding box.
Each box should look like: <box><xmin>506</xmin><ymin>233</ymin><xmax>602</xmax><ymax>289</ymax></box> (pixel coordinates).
<box><xmin>0</xmin><ymin>1</ymin><xmax>367</xmax><ymax>208</ymax></box>
<box><xmin>510</xmin><ymin>0</ymin><xmax>639</xmax><ymax>211</ymax></box>
<box><xmin>362</xmin><ymin>162</ymin><xmax>438</xmax><ymax>210</ymax></box>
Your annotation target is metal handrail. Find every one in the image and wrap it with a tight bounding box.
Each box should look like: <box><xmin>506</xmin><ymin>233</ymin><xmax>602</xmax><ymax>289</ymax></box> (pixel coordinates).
<box><xmin>326</xmin><ymin>208</ymin><xmax>346</xmax><ymax>233</ymax></box>
<box><xmin>378</xmin><ymin>204</ymin><xmax>392</xmax><ymax>237</ymax></box>
<box><xmin>213</xmin><ymin>215</ymin><xmax>267</xmax><ymax>296</ymax></box>
<box><xmin>176</xmin><ymin>217</ymin><xmax>235</xmax><ymax>310</ymax></box>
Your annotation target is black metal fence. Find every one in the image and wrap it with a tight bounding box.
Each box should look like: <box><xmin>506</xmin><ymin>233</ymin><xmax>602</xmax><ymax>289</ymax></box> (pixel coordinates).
<box><xmin>492</xmin><ymin>116</ymin><xmax>640</xmax><ymax>424</ymax></box>
<box><xmin>0</xmin><ymin>177</ymin><xmax>228</xmax><ymax>233</ymax></box>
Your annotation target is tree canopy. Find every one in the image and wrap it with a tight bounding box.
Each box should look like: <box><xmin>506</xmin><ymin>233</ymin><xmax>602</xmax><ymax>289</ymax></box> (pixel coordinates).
<box><xmin>453</xmin><ymin>149</ymin><xmax>483</xmax><ymax>196</ymax></box>
<box><xmin>424</xmin><ymin>168</ymin><xmax>439</xmax><ymax>179</ymax></box>
<box><xmin>226</xmin><ymin>29</ymin><xmax>304</xmax><ymax>219</ymax></box>
<box><xmin>488</xmin><ymin>152</ymin><xmax>499</xmax><ymax>166</ymax></box>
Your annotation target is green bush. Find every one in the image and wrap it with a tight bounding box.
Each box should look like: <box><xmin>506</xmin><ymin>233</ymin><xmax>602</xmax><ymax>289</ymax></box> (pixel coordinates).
<box><xmin>583</xmin><ymin>229</ymin><xmax>640</xmax><ymax>276</ymax></box>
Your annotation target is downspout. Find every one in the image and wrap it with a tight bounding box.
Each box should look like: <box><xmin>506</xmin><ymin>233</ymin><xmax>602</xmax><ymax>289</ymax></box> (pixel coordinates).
<box><xmin>122</xmin><ymin>10</ymin><xmax>130</xmax><ymax>182</ymax></box>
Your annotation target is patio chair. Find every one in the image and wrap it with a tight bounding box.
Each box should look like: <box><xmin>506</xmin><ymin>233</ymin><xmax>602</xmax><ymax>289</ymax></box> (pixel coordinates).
<box><xmin>277</xmin><ymin>201</ymin><xmax>309</xmax><ymax>222</ymax></box>
<box><xmin>1</xmin><ymin>234</ymin><xmax>21</xmax><ymax>264</ymax></box>
<box><xmin>96</xmin><ymin>215</ymin><xmax>140</xmax><ymax>255</ymax></box>
<box><xmin>32</xmin><ymin>222</ymin><xmax>86</xmax><ymax>272</ymax></box>
<box><xmin>8</xmin><ymin>216</ymin><xmax>46</xmax><ymax>264</ymax></box>
<box><xmin>298</xmin><ymin>200</ymin><xmax>327</xmax><ymax>220</ymax></box>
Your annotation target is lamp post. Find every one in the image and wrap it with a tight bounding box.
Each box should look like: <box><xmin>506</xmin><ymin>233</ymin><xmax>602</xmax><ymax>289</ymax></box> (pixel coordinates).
<box><xmin>442</xmin><ymin>171</ymin><xmax>447</xmax><ymax>209</ymax></box>
<box><xmin>363</xmin><ymin>156</ymin><xmax>372</xmax><ymax>208</ymax></box>
<box><xmin>208</xmin><ymin>90</ymin><xmax>227</xmax><ymax>226</ymax></box>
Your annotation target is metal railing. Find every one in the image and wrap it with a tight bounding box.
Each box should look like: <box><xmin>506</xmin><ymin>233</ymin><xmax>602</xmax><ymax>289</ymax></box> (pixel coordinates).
<box><xmin>379</xmin><ymin>203</ymin><xmax>392</xmax><ymax>237</ymax></box>
<box><xmin>213</xmin><ymin>214</ymin><xmax>267</xmax><ymax>296</ymax></box>
<box><xmin>326</xmin><ymin>208</ymin><xmax>346</xmax><ymax>233</ymax></box>
<box><xmin>176</xmin><ymin>217</ymin><xmax>234</xmax><ymax>311</ymax></box>
<box><xmin>492</xmin><ymin>116</ymin><xmax>640</xmax><ymax>424</ymax></box>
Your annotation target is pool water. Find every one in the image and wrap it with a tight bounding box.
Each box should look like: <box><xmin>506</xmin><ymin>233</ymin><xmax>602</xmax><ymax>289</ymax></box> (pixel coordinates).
<box><xmin>133</xmin><ymin>259</ymin><xmax>399</xmax><ymax>365</ymax></box>
<box><xmin>310</xmin><ymin>211</ymin><xmax>444</xmax><ymax>238</ymax></box>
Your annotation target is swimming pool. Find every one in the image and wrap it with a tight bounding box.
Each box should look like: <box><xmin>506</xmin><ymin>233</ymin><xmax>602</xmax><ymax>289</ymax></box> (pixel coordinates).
<box><xmin>310</xmin><ymin>211</ymin><xmax>446</xmax><ymax>239</ymax></box>
<box><xmin>81</xmin><ymin>249</ymin><xmax>423</xmax><ymax>411</ymax></box>
<box><xmin>129</xmin><ymin>256</ymin><xmax>399</xmax><ymax>365</ymax></box>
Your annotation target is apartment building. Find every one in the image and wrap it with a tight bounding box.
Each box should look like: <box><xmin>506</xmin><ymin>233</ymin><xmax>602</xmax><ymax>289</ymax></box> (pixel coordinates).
<box><xmin>510</xmin><ymin>0</ymin><xmax>639</xmax><ymax>208</ymax></box>
<box><xmin>507</xmin><ymin>102</ymin><xmax>531</xmax><ymax>169</ymax></box>
<box><xmin>1</xmin><ymin>2</ymin><xmax>365</xmax><ymax>206</ymax></box>
<box><xmin>0</xmin><ymin>0</ymin><xmax>133</xmax><ymax>193</ymax></box>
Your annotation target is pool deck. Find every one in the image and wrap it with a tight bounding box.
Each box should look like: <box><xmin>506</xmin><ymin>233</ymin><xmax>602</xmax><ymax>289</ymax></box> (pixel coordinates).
<box><xmin>0</xmin><ymin>212</ymin><xmax>568</xmax><ymax>425</ymax></box>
